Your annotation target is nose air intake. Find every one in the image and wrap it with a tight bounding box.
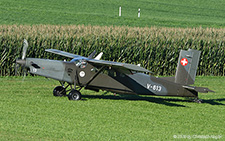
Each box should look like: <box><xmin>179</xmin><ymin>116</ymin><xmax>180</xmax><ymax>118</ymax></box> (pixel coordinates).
<box><xmin>16</xmin><ymin>59</ymin><xmax>26</xmax><ymax>65</ymax></box>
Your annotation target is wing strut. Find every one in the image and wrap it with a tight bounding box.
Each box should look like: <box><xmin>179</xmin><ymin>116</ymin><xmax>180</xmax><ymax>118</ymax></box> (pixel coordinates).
<box><xmin>75</xmin><ymin>70</ymin><xmax>84</xmax><ymax>91</ymax></box>
<box><xmin>85</xmin><ymin>66</ymin><xmax>106</xmax><ymax>87</ymax></box>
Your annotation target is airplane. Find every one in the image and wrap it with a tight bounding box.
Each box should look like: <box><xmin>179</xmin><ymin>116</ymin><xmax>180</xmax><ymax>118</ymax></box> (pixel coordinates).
<box><xmin>16</xmin><ymin>39</ymin><xmax>214</xmax><ymax>103</ymax></box>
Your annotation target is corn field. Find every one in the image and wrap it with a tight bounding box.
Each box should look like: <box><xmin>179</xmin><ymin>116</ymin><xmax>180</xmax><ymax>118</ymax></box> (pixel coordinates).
<box><xmin>0</xmin><ymin>25</ymin><xmax>225</xmax><ymax>76</ymax></box>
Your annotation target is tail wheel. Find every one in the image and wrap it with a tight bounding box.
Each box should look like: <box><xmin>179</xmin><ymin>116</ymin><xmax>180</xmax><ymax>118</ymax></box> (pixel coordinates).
<box><xmin>68</xmin><ymin>89</ymin><xmax>81</xmax><ymax>100</ymax></box>
<box><xmin>53</xmin><ymin>86</ymin><xmax>66</xmax><ymax>97</ymax></box>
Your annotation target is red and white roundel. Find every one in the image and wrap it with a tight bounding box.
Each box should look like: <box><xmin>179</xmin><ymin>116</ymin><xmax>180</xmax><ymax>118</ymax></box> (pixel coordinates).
<box><xmin>180</xmin><ymin>58</ymin><xmax>188</xmax><ymax>66</ymax></box>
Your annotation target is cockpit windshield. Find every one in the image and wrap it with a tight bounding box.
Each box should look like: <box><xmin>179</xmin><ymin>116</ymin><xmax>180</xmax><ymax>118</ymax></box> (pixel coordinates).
<box><xmin>71</xmin><ymin>58</ymin><xmax>87</xmax><ymax>68</ymax></box>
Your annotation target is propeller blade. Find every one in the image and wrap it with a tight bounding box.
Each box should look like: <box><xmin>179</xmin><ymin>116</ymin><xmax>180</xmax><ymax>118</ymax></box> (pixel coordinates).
<box><xmin>21</xmin><ymin>64</ymin><xmax>29</xmax><ymax>81</ymax></box>
<box><xmin>22</xmin><ymin>70</ymin><xmax>27</xmax><ymax>82</ymax></box>
<box><xmin>15</xmin><ymin>61</ymin><xmax>18</xmax><ymax>76</ymax></box>
<box><xmin>15</xmin><ymin>39</ymin><xmax>28</xmax><ymax>77</ymax></box>
<box><xmin>22</xmin><ymin>39</ymin><xmax>28</xmax><ymax>60</ymax></box>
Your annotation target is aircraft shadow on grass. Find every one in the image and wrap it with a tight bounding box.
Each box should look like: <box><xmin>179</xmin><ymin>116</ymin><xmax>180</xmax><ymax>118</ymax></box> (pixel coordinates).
<box><xmin>83</xmin><ymin>94</ymin><xmax>188</xmax><ymax>107</ymax></box>
<box><xmin>82</xmin><ymin>94</ymin><xmax>225</xmax><ymax>107</ymax></box>
<box><xmin>202</xmin><ymin>98</ymin><xmax>225</xmax><ymax>106</ymax></box>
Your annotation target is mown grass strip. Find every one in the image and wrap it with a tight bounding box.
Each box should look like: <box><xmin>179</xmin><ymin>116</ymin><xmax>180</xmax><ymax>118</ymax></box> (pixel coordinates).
<box><xmin>0</xmin><ymin>76</ymin><xmax>224</xmax><ymax>140</ymax></box>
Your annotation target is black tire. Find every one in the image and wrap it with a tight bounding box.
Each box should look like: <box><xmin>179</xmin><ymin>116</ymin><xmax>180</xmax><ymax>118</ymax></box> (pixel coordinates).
<box><xmin>53</xmin><ymin>86</ymin><xmax>66</xmax><ymax>97</ymax></box>
<box><xmin>68</xmin><ymin>89</ymin><xmax>81</xmax><ymax>100</ymax></box>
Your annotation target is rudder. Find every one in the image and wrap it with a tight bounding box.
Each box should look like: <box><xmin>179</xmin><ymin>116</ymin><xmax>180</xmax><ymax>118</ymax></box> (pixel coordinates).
<box><xmin>175</xmin><ymin>49</ymin><xmax>201</xmax><ymax>85</ymax></box>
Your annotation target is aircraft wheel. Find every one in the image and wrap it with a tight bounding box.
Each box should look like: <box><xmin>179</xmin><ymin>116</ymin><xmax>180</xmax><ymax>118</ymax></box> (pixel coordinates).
<box><xmin>68</xmin><ymin>89</ymin><xmax>81</xmax><ymax>100</ymax></box>
<box><xmin>53</xmin><ymin>86</ymin><xmax>66</xmax><ymax>97</ymax></box>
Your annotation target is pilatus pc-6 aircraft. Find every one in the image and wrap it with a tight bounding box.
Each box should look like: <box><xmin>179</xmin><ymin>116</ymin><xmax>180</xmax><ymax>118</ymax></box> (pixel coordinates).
<box><xmin>16</xmin><ymin>39</ymin><xmax>214</xmax><ymax>103</ymax></box>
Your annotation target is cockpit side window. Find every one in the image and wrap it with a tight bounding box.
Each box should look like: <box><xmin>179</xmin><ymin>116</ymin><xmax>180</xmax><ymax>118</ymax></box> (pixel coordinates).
<box><xmin>108</xmin><ymin>69</ymin><xmax>117</xmax><ymax>77</ymax></box>
<box><xmin>101</xmin><ymin>68</ymin><xmax>117</xmax><ymax>77</ymax></box>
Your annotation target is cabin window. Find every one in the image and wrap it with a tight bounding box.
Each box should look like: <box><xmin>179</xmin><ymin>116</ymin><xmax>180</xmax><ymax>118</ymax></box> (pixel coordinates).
<box><xmin>101</xmin><ymin>68</ymin><xmax>117</xmax><ymax>77</ymax></box>
<box><xmin>119</xmin><ymin>73</ymin><xmax>125</xmax><ymax>77</ymax></box>
<box><xmin>108</xmin><ymin>69</ymin><xmax>117</xmax><ymax>77</ymax></box>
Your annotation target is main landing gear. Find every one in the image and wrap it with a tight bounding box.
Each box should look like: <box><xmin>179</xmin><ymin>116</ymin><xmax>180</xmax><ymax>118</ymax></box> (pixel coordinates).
<box><xmin>53</xmin><ymin>86</ymin><xmax>66</xmax><ymax>97</ymax></box>
<box><xmin>193</xmin><ymin>97</ymin><xmax>203</xmax><ymax>103</ymax></box>
<box><xmin>53</xmin><ymin>82</ymin><xmax>82</xmax><ymax>101</ymax></box>
<box><xmin>186</xmin><ymin>97</ymin><xmax>203</xmax><ymax>103</ymax></box>
<box><xmin>68</xmin><ymin>89</ymin><xmax>81</xmax><ymax>100</ymax></box>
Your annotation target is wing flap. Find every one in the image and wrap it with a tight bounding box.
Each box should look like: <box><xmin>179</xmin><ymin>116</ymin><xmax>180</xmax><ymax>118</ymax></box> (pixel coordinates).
<box><xmin>87</xmin><ymin>59</ymin><xmax>151</xmax><ymax>73</ymax></box>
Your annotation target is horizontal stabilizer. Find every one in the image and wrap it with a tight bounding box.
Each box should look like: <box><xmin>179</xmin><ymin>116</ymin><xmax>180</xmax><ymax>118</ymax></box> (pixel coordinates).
<box><xmin>183</xmin><ymin>85</ymin><xmax>215</xmax><ymax>93</ymax></box>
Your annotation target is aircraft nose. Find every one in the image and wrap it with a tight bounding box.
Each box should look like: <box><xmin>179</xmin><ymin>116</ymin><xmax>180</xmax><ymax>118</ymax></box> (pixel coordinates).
<box><xmin>16</xmin><ymin>59</ymin><xmax>26</xmax><ymax>65</ymax></box>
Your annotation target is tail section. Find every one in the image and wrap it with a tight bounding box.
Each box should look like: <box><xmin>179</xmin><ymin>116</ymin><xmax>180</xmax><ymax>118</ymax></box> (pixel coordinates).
<box><xmin>175</xmin><ymin>49</ymin><xmax>201</xmax><ymax>85</ymax></box>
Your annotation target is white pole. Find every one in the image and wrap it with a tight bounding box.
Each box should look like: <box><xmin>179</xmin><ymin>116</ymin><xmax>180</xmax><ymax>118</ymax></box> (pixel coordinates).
<box><xmin>138</xmin><ymin>8</ymin><xmax>140</xmax><ymax>18</ymax></box>
<box><xmin>119</xmin><ymin>7</ymin><xmax>121</xmax><ymax>17</ymax></box>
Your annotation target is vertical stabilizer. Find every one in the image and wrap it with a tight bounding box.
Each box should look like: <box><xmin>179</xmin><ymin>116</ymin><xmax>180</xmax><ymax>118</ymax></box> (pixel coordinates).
<box><xmin>175</xmin><ymin>49</ymin><xmax>201</xmax><ymax>85</ymax></box>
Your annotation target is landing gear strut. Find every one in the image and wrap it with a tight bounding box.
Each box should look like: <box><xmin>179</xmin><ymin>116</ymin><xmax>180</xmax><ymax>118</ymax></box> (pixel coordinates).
<box><xmin>53</xmin><ymin>86</ymin><xmax>66</xmax><ymax>97</ymax></box>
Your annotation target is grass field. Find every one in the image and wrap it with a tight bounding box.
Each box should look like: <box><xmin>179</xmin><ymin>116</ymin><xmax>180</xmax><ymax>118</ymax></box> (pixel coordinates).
<box><xmin>1</xmin><ymin>0</ymin><xmax>225</xmax><ymax>140</ymax></box>
<box><xmin>1</xmin><ymin>0</ymin><xmax>225</xmax><ymax>27</ymax></box>
<box><xmin>0</xmin><ymin>76</ymin><xmax>224</xmax><ymax>140</ymax></box>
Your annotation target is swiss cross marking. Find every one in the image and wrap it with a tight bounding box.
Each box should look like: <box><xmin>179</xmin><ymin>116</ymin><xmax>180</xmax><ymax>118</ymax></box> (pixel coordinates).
<box><xmin>180</xmin><ymin>58</ymin><xmax>188</xmax><ymax>66</ymax></box>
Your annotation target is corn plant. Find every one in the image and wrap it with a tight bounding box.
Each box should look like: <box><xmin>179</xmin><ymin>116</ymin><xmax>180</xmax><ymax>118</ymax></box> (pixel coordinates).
<box><xmin>0</xmin><ymin>25</ymin><xmax>224</xmax><ymax>76</ymax></box>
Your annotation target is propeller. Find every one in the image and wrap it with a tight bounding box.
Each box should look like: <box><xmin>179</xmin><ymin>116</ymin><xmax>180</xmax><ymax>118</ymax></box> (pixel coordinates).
<box><xmin>22</xmin><ymin>39</ymin><xmax>28</xmax><ymax>60</ymax></box>
<box><xmin>15</xmin><ymin>39</ymin><xmax>28</xmax><ymax>77</ymax></box>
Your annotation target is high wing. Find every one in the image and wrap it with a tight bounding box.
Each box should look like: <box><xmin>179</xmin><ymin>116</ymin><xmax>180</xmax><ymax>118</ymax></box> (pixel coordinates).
<box><xmin>87</xmin><ymin>59</ymin><xmax>151</xmax><ymax>73</ymax></box>
<box><xmin>45</xmin><ymin>49</ymin><xmax>151</xmax><ymax>73</ymax></box>
<box><xmin>45</xmin><ymin>49</ymin><xmax>83</xmax><ymax>59</ymax></box>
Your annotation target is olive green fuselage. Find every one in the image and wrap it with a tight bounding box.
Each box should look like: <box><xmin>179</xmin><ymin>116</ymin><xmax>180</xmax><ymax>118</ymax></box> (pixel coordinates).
<box><xmin>26</xmin><ymin>58</ymin><xmax>197</xmax><ymax>97</ymax></box>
